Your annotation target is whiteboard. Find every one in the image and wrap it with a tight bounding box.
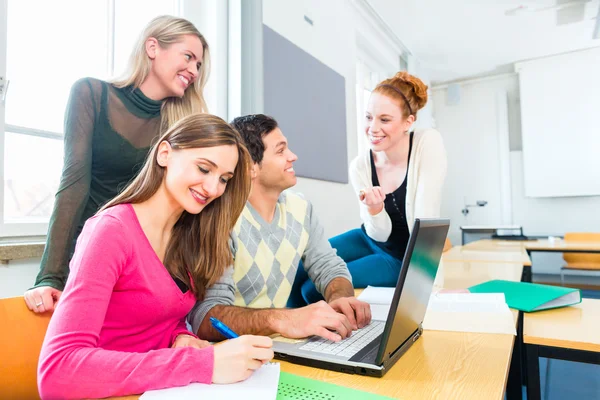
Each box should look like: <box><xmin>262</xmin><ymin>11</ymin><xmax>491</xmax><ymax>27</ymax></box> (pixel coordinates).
<box><xmin>516</xmin><ymin>47</ymin><xmax>600</xmax><ymax>197</ymax></box>
<box><xmin>263</xmin><ymin>24</ymin><xmax>348</xmax><ymax>183</ymax></box>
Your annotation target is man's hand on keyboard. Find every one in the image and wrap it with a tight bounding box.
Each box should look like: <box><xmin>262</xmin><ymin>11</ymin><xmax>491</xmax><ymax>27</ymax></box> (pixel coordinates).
<box><xmin>275</xmin><ymin>301</ymin><xmax>353</xmax><ymax>342</ymax></box>
<box><xmin>328</xmin><ymin>297</ymin><xmax>372</xmax><ymax>330</ymax></box>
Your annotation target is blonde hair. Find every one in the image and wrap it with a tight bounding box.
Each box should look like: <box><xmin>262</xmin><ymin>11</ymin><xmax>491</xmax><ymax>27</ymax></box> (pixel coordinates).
<box><xmin>101</xmin><ymin>114</ymin><xmax>252</xmax><ymax>300</ymax></box>
<box><xmin>113</xmin><ymin>15</ymin><xmax>211</xmax><ymax>133</ymax></box>
<box><xmin>373</xmin><ymin>71</ymin><xmax>428</xmax><ymax>120</ymax></box>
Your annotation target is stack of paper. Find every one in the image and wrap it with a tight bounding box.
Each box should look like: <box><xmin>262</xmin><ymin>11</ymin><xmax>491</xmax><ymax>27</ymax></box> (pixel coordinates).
<box><xmin>357</xmin><ymin>286</ymin><xmax>394</xmax><ymax>321</ymax></box>
<box><xmin>423</xmin><ymin>293</ymin><xmax>516</xmax><ymax>335</ymax></box>
<box><xmin>140</xmin><ymin>362</ymin><xmax>280</xmax><ymax>400</ymax></box>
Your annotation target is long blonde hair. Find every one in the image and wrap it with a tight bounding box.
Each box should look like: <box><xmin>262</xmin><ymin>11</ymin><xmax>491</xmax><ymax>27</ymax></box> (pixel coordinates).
<box><xmin>113</xmin><ymin>15</ymin><xmax>211</xmax><ymax>133</ymax></box>
<box><xmin>101</xmin><ymin>114</ymin><xmax>251</xmax><ymax>300</ymax></box>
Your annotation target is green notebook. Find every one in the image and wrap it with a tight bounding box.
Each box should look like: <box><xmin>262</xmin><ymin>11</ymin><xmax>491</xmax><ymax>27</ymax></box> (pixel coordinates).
<box><xmin>277</xmin><ymin>372</ymin><xmax>394</xmax><ymax>400</ymax></box>
<box><xmin>469</xmin><ymin>280</ymin><xmax>581</xmax><ymax>312</ymax></box>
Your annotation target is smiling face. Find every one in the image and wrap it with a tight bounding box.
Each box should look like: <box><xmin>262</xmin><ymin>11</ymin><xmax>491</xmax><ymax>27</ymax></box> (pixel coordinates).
<box><xmin>157</xmin><ymin>143</ymin><xmax>239</xmax><ymax>214</ymax></box>
<box><xmin>365</xmin><ymin>92</ymin><xmax>414</xmax><ymax>152</ymax></box>
<box><xmin>255</xmin><ymin>128</ymin><xmax>298</xmax><ymax>192</ymax></box>
<box><xmin>149</xmin><ymin>34</ymin><xmax>204</xmax><ymax>98</ymax></box>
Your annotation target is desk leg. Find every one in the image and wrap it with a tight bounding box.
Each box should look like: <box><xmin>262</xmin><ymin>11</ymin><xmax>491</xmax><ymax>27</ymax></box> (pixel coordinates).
<box><xmin>523</xmin><ymin>255</ymin><xmax>532</xmax><ymax>283</ymax></box>
<box><xmin>526</xmin><ymin>344</ymin><xmax>541</xmax><ymax>400</ymax></box>
<box><xmin>506</xmin><ymin>312</ymin><xmax>523</xmax><ymax>400</ymax></box>
<box><xmin>518</xmin><ymin>270</ymin><xmax>529</xmax><ymax>386</ymax></box>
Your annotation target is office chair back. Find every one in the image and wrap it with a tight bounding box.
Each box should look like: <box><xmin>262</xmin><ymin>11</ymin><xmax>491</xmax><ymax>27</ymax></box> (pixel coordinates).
<box><xmin>0</xmin><ymin>296</ymin><xmax>51</xmax><ymax>400</ymax></box>
<box><xmin>563</xmin><ymin>232</ymin><xmax>600</xmax><ymax>270</ymax></box>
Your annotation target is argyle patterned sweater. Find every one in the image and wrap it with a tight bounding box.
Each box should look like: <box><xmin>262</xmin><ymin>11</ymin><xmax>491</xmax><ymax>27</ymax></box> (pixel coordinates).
<box><xmin>189</xmin><ymin>191</ymin><xmax>351</xmax><ymax>333</ymax></box>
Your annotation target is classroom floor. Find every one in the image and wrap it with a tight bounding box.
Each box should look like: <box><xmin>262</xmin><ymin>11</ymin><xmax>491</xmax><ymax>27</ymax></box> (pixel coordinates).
<box><xmin>527</xmin><ymin>289</ymin><xmax>600</xmax><ymax>400</ymax></box>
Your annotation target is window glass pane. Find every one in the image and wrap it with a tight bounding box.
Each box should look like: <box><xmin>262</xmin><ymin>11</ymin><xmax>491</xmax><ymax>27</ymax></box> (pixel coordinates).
<box><xmin>6</xmin><ymin>0</ymin><xmax>109</xmax><ymax>133</ymax></box>
<box><xmin>4</xmin><ymin>133</ymin><xmax>63</xmax><ymax>222</ymax></box>
<box><xmin>113</xmin><ymin>0</ymin><xmax>179</xmax><ymax>77</ymax></box>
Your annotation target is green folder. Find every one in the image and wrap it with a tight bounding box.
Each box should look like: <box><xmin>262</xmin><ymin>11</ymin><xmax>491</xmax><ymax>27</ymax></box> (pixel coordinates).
<box><xmin>277</xmin><ymin>372</ymin><xmax>394</xmax><ymax>400</ymax></box>
<box><xmin>469</xmin><ymin>280</ymin><xmax>581</xmax><ymax>312</ymax></box>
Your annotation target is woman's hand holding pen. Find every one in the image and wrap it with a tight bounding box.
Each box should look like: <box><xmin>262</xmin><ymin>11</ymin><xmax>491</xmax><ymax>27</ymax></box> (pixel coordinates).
<box><xmin>358</xmin><ymin>187</ymin><xmax>385</xmax><ymax>215</ymax></box>
<box><xmin>212</xmin><ymin>335</ymin><xmax>274</xmax><ymax>384</ymax></box>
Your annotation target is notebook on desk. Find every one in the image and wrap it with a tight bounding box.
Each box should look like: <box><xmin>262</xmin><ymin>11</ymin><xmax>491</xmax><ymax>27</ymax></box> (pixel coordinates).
<box><xmin>140</xmin><ymin>363</ymin><xmax>280</xmax><ymax>400</ymax></box>
<box><xmin>469</xmin><ymin>280</ymin><xmax>582</xmax><ymax>312</ymax></box>
<box><xmin>273</xmin><ymin>218</ymin><xmax>450</xmax><ymax>377</ymax></box>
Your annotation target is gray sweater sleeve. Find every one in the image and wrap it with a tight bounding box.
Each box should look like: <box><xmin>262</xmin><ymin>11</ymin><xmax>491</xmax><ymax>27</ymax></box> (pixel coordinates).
<box><xmin>301</xmin><ymin>201</ymin><xmax>352</xmax><ymax>294</ymax></box>
<box><xmin>188</xmin><ymin>238</ymin><xmax>237</xmax><ymax>334</ymax></box>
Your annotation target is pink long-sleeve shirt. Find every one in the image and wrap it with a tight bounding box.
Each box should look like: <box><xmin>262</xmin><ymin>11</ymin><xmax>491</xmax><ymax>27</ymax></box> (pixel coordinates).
<box><xmin>38</xmin><ymin>204</ymin><xmax>214</xmax><ymax>399</ymax></box>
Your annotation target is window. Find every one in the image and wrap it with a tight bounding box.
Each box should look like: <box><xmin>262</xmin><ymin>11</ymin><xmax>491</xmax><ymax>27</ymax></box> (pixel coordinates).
<box><xmin>0</xmin><ymin>0</ymin><xmax>179</xmax><ymax>236</ymax></box>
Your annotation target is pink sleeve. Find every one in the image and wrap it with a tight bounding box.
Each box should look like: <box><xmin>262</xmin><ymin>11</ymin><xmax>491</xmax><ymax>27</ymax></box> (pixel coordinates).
<box><xmin>170</xmin><ymin>318</ymin><xmax>199</xmax><ymax>346</ymax></box>
<box><xmin>37</xmin><ymin>215</ymin><xmax>214</xmax><ymax>400</ymax></box>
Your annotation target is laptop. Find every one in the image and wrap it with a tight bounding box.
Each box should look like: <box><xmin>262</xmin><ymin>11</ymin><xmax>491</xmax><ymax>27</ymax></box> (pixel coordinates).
<box><xmin>273</xmin><ymin>218</ymin><xmax>450</xmax><ymax>377</ymax></box>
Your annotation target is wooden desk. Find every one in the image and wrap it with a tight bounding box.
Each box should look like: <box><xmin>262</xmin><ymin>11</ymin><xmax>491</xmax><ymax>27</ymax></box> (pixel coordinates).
<box><xmin>105</xmin><ymin>261</ymin><xmax>524</xmax><ymax>400</ymax></box>
<box><xmin>453</xmin><ymin>240</ymin><xmax>537</xmax><ymax>282</ymax></box>
<box><xmin>441</xmin><ymin>260</ymin><xmax>524</xmax><ymax>291</ymax></box>
<box><xmin>524</xmin><ymin>299</ymin><xmax>600</xmax><ymax>400</ymax></box>
<box><xmin>522</xmin><ymin>239</ymin><xmax>600</xmax><ymax>284</ymax></box>
<box><xmin>461</xmin><ymin>238</ymin><xmax>600</xmax><ymax>254</ymax></box>
<box><xmin>278</xmin><ymin>330</ymin><xmax>515</xmax><ymax>399</ymax></box>
<box><xmin>524</xmin><ymin>239</ymin><xmax>600</xmax><ymax>254</ymax></box>
<box><xmin>108</xmin><ymin>329</ymin><xmax>516</xmax><ymax>400</ymax></box>
<box><xmin>443</xmin><ymin>247</ymin><xmax>532</xmax><ymax>267</ymax></box>
<box><xmin>462</xmin><ymin>239</ymin><xmax>527</xmax><ymax>252</ymax></box>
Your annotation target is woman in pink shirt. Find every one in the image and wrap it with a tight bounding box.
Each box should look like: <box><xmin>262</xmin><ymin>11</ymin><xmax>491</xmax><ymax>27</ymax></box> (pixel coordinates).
<box><xmin>38</xmin><ymin>113</ymin><xmax>274</xmax><ymax>399</ymax></box>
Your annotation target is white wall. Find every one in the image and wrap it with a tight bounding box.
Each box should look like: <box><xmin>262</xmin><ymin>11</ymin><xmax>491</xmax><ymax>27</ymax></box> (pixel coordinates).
<box><xmin>0</xmin><ymin>257</ymin><xmax>40</xmax><ymax>298</ymax></box>
<box><xmin>432</xmin><ymin>70</ymin><xmax>600</xmax><ymax>278</ymax></box>
<box><xmin>433</xmin><ymin>74</ymin><xmax>518</xmax><ymax>245</ymax></box>
<box><xmin>409</xmin><ymin>57</ymin><xmax>436</xmax><ymax>131</ymax></box>
<box><xmin>262</xmin><ymin>0</ymin><xmax>403</xmax><ymax>237</ymax></box>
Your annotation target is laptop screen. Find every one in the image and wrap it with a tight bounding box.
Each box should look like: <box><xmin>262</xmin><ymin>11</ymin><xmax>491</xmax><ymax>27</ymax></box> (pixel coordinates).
<box><xmin>376</xmin><ymin>218</ymin><xmax>449</xmax><ymax>364</ymax></box>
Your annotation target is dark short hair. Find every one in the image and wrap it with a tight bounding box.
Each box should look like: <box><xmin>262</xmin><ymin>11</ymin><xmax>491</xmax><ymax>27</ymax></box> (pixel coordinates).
<box><xmin>230</xmin><ymin>114</ymin><xmax>278</xmax><ymax>164</ymax></box>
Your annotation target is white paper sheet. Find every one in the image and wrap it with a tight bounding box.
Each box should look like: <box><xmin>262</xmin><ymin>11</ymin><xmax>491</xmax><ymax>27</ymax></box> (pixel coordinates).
<box><xmin>357</xmin><ymin>286</ymin><xmax>395</xmax><ymax>305</ymax></box>
<box><xmin>140</xmin><ymin>362</ymin><xmax>280</xmax><ymax>400</ymax></box>
<box><xmin>369</xmin><ymin>303</ymin><xmax>392</xmax><ymax>321</ymax></box>
<box><xmin>423</xmin><ymin>293</ymin><xmax>516</xmax><ymax>335</ymax></box>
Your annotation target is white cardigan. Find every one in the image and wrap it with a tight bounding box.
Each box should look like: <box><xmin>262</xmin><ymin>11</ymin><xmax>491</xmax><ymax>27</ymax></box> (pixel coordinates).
<box><xmin>349</xmin><ymin>128</ymin><xmax>447</xmax><ymax>242</ymax></box>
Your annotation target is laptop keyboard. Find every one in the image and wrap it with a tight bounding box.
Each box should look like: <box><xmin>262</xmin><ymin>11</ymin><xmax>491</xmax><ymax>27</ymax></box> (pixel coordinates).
<box><xmin>298</xmin><ymin>320</ymin><xmax>385</xmax><ymax>358</ymax></box>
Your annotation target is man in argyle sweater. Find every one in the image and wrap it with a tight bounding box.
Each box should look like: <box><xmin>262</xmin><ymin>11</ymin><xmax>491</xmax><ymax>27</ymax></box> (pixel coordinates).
<box><xmin>190</xmin><ymin>114</ymin><xmax>371</xmax><ymax>343</ymax></box>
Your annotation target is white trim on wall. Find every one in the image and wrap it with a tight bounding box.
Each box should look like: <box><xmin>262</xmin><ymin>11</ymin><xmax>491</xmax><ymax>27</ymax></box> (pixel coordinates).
<box><xmin>227</xmin><ymin>0</ymin><xmax>242</xmax><ymax>121</ymax></box>
<box><xmin>240</xmin><ymin>0</ymin><xmax>263</xmax><ymax>115</ymax></box>
<box><xmin>181</xmin><ymin>0</ymin><xmax>230</xmax><ymax>119</ymax></box>
<box><xmin>495</xmin><ymin>90</ymin><xmax>513</xmax><ymax>224</ymax></box>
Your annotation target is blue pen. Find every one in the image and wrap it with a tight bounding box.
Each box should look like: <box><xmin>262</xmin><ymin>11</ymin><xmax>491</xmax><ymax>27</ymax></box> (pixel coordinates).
<box><xmin>210</xmin><ymin>317</ymin><xmax>239</xmax><ymax>339</ymax></box>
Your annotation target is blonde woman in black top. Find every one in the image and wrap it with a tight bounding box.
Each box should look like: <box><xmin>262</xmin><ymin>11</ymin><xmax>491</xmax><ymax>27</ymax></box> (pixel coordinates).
<box><xmin>24</xmin><ymin>15</ymin><xmax>211</xmax><ymax>313</ymax></box>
